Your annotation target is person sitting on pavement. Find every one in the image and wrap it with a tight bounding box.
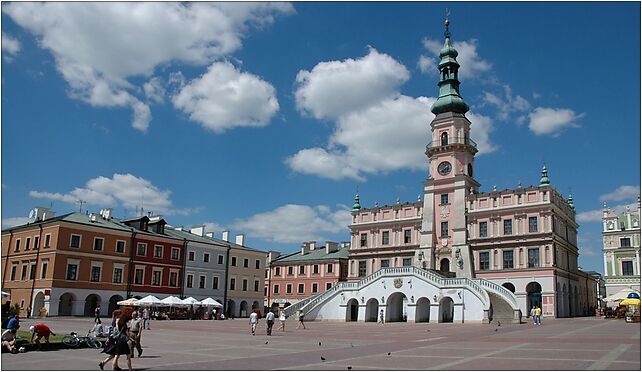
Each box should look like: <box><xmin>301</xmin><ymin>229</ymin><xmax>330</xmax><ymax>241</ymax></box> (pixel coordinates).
<box><xmin>6</xmin><ymin>314</ymin><xmax>19</xmax><ymax>332</ymax></box>
<box><xmin>91</xmin><ymin>320</ymin><xmax>108</xmax><ymax>338</ymax></box>
<box><xmin>29</xmin><ymin>323</ymin><xmax>56</xmax><ymax>349</ymax></box>
<box><xmin>1</xmin><ymin>329</ymin><xmax>18</xmax><ymax>353</ymax></box>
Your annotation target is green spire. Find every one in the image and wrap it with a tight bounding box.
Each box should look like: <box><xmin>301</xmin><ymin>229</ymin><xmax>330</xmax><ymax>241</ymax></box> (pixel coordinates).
<box><xmin>352</xmin><ymin>193</ymin><xmax>361</xmax><ymax>211</ymax></box>
<box><xmin>430</xmin><ymin>15</ymin><xmax>470</xmax><ymax>115</ymax></box>
<box><xmin>539</xmin><ymin>164</ymin><xmax>550</xmax><ymax>186</ymax></box>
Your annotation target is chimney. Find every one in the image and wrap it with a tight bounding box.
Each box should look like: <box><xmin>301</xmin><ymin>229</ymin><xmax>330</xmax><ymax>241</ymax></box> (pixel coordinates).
<box><xmin>222</xmin><ymin>230</ymin><xmax>230</xmax><ymax>242</ymax></box>
<box><xmin>100</xmin><ymin>208</ymin><xmax>112</xmax><ymax>220</ymax></box>
<box><xmin>205</xmin><ymin>232</ymin><xmax>214</xmax><ymax>238</ymax></box>
<box><xmin>235</xmin><ymin>234</ymin><xmax>245</xmax><ymax>246</ymax></box>
<box><xmin>325</xmin><ymin>241</ymin><xmax>338</xmax><ymax>254</ymax></box>
<box><xmin>190</xmin><ymin>225</ymin><xmax>205</xmax><ymax>237</ymax></box>
<box><xmin>301</xmin><ymin>242</ymin><xmax>310</xmax><ymax>255</ymax></box>
<box><xmin>309</xmin><ymin>241</ymin><xmax>316</xmax><ymax>251</ymax></box>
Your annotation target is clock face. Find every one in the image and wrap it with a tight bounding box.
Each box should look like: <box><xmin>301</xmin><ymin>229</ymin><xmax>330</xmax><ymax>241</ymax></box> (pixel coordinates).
<box><xmin>438</xmin><ymin>161</ymin><xmax>452</xmax><ymax>176</ymax></box>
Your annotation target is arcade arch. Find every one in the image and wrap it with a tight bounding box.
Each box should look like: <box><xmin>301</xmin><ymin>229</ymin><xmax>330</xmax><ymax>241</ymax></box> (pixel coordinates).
<box><xmin>439</xmin><ymin>297</ymin><xmax>454</xmax><ymax>323</ymax></box>
<box><xmin>415</xmin><ymin>297</ymin><xmax>431</xmax><ymax>323</ymax></box>
<box><xmin>59</xmin><ymin>292</ymin><xmax>75</xmax><ymax>316</ymax></box>
<box><xmin>346</xmin><ymin>298</ymin><xmax>359</xmax><ymax>321</ymax></box>
<box><xmin>386</xmin><ymin>292</ymin><xmax>407</xmax><ymax>322</ymax></box>
<box><xmin>365</xmin><ymin>298</ymin><xmax>379</xmax><ymax>322</ymax></box>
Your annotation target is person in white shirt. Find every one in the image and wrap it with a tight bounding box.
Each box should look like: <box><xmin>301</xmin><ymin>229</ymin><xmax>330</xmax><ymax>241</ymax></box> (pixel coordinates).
<box><xmin>249</xmin><ymin>310</ymin><xmax>259</xmax><ymax>336</ymax></box>
<box><xmin>278</xmin><ymin>310</ymin><xmax>286</xmax><ymax>332</ymax></box>
<box><xmin>265</xmin><ymin>310</ymin><xmax>275</xmax><ymax>336</ymax></box>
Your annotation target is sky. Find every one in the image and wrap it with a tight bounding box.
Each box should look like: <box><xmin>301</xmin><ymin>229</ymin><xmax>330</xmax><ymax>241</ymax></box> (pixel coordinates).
<box><xmin>1</xmin><ymin>2</ymin><xmax>640</xmax><ymax>275</ymax></box>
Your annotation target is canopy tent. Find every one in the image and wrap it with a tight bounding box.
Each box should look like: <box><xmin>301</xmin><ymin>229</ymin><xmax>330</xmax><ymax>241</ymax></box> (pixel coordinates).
<box><xmin>604</xmin><ymin>288</ymin><xmax>641</xmax><ymax>302</ymax></box>
<box><xmin>200</xmin><ymin>298</ymin><xmax>223</xmax><ymax>308</ymax></box>
<box><xmin>182</xmin><ymin>297</ymin><xmax>201</xmax><ymax>306</ymax></box>
<box><xmin>620</xmin><ymin>298</ymin><xmax>641</xmax><ymax>307</ymax></box>
<box><xmin>160</xmin><ymin>296</ymin><xmax>188</xmax><ymax>307</ymax></box>
<box><xmin>1</xmin><ymin>291</ymin><xmax>10</xmax><ymax>297</ymax></box>
<box><xmin>134</xmin><ymin>295</ymin><xmax>162</xmax><ymax>306</ymax></box>
<box><xmin>117</xmin><ymin>297</ymin><xmax>141</xmax><ymax>306</ymax></box>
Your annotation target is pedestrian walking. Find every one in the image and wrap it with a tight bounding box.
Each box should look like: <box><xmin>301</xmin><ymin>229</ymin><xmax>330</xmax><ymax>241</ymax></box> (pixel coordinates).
<box><xmin>128</xmin><ymin>311</ymin><xmax>143</xmax><ymax>358</ymax></box>
<box><xmin>29</xmin><ymin>323</ymin><xmax>56</xmax><ymax>350</ymax></box>
<box><xmin>278</xmin><ymin>310</ymin><xmax>286</xmax><ymax>332</ymax></box>
<box><xmin>26</xmin><ymin>306</ymin><xmax>31</xmax><ymax>319</ymax></box>
<box><xmin>530</xmin><ymin>306</ymin><xmax>536</xmax><ymax>325</ymax></box>
<box><xmin>99</xmin><ymin>309</ymin><xmax>133</xmax><ymax>371</ymax></box>
<box><xmin>266</xmin><ymin>309</ymin><xmax>275</xmax><ymax>336</ymax></box>
<box><xmin>378</xmin><ymin>309</ymin><xmax>385</xmax><ymax>324</ymax></box>
<box><xmin>535</xmin><ymin>305</ymin><xmax>542</xmax><ymax>326</ymax></box>
<box><xmin>249</xmin><ymin>310</ymin><xmax>259</xmax><ymax>335</ymax></box>
<box><xmin>296</xmin><ymin>310</ymin><xmax>306</xmax><ymax>329</ymax></box>
<box><xmin>94</xmin><ymin>305</ymin><xmax>101</xmax><ymax>324</ymax></box>
<box><xmin>142</xmin><ymin>307</ymin><xmax>150</xmax><ymax>330</ymax></box>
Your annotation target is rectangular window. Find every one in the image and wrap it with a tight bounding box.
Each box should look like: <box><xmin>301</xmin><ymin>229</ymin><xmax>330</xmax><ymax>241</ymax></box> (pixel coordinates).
<box><xmin>404</xmin><ymin>229</ymin><xmax>412</xmax><ymax>243</ymax></box>
<box><xmin>29</xmin><ymin>262</ymin><xmax>37</xmax><ymax>280</ymax></box>
<box><xmin>403</xmin><ymin>258</ymin><xmax>412</xmax><ymax>267</ymax></box>
<box><xmin>154</xmin><ymin>245</ymin><xmax>163</xmax><ymax>258</ymax></box>
<box><xmin>528</xmin><ymin>248</ymin><xmax>540</xmax><ymax>268</ymax></box>
<box><xmin>14</xmin><ymin>239</ymin><xmax>20</xmax><ymax>252</ymax></box>
<box><xmin>440</xmin><ymin>222</ymin><xmax>448</xmax><ymax>238</ymax></box>
<box><xmin>622</xmin><ymin>261</ymin><xmax>634</xmax><ymax>276</ymax></box>
<box><xmin>479</xmin><ymin>222</ymin><xmax>488</xmax><ymax>238</ymax></box>
<box><xmin>113</xmin><ymin>268</ymin><xmax>123</xmax><ymax>284</ymax></box>
<box><xmin>26</xmin><ymin>237</ymin><xmax>31</xmax><ymax>250</ymax></box>
<box><xmin>94</xmin><ymin>237</ymin><xmax>104</xmax><ymax>251</ymax></box>
<box><xmin>313</xmin><ymin>264</ymin><xmax>319</xmax><ymax>274</ymax></box>
<box><xmin>327</xmin><ymin>263</ymin><xmax>333</xmax><ymax>273</ymax></box>
<box><xmin>273</xmin><ymin>284</ymin><xmax>279</xmax><ymax>294</ymax></box>
<box><xmin>187</xmin><ymin>274</ymin><xmax>194</xmax><ymax>288</ymax></box>
<box><xmin>40</xmin><ymin>261</ymin><xmax>48</xmax><ymax>279</ymax></box>
<box><xmin>358</xmin><ymin>260</ymin><xmax>367</xmax><ymax>276</ymax></box>
<box><xmin>382</xmin><ymin>231</ymin><xmax>390</xmax><ymax>245</ymax></box>
<box><xmin>243</xmin><ymin>258</ymin><xmax>249</xmax><ymax>268</ymax></box>
<box><xmin>286</xmin><ymin>284</ymin><xmax>292</xmax><ymax>294</ymax></box>
<box><xmin>169</xmin><ymin>272</ymin><xmax>178</xmax><ymax>287</ymax></box>
<box><xmin>66</xmin><ymin>264</ymin><xmax>78</xmax><ymax>280</ymax></box>
<box><xmin>204</xmin><ymin>253</ymin><xmax>210</xmax><ymax>263</ymax></box>
<box><xmin>275</xmin><ymin>267</ymin><xmax>281</xmax><ymax>276</ymax></box>
<box><xmin>90</xmin><ymin>266</ymin><xmax>101</xmax><ymax>282</ymax></box>
<box><xmin>44</xmin><ymin>234</ymin><xmax>51</xmax><ymax>248</ymax></box>
<box><xmin>298</xmin><ymin>283</ymin><xmax>305</xmax><ymax>294</ymax></box>
<box><xmin>528</xmin><ymin>217</ymin><xmax>538</xmax><ymax>233</ymax></box>
<box><xmin>231</xmin><ymin>257</ymin><xmax>237</xmax><ymax>266</ymax></box>
<box><xmin>116</xmin><ymin>241</ymin><xmax>125</xmax><ymax>253</ymax></box>
<box><xmin>360</xmin><ymin>233</ymin><xmax>368</xmax><ymax>247</ymax></box>
<box><xmin>33</xmin><ymin>236</ymin><xmax>40</xmax><ymax>249</ymax></box>
<box><xmin>441</xmin><ymin>194</ymin><xmax>449</xmax><ymax>205</ymax></box>
<box><xmin>134</xmin><ymin>268</ymin><xmax>144</xmax><ymax>285</ymax></box>
<box><xmin>479</xmin><ymin>252</ymin><xmax>490</xmax><ymax>270</ymax></box>
<box><xmin>188</xmin><ymin>251</ymin><xmax>195</xmax><ymax>261</ymax></box>
<box><xmin>312</xmin><ymin>283</ymin><xmax>318</xmax><ymax>293</ymax></box>
<box><xmin>230</xmin><ymin>278</ymin><xmax>236</xmax><ymax>290</ymax></box>
<box><xmin>299</xmin><ymin>265</ymin><xmax>305</xmax><ymax>275</ymax></box>
<box><xmin>20</xmin><ymin>263</ymin><xmax>28</xmax><ymax>280</ymax></box>
<box><xmin>137</xmin><ymin>243</ymin><xmax>147</xmax><ymax>256</ymax></box>
<box><xmin>171</xmin><ymin>247</ymin><xmax>180</xmax><ymax>260</ymax></box>
<box><xmin>213</xmin><ymin>276</ymin><xmax>219</xmax><ymax>290</ymax></box>
<box><xmin>503</xmin><ymin>250</ymin><xmax>514</xmax><ymax>269</ymax></box>
<box><xmin>242</xmin><ymin>279</ymin><xmax>248</xmax><ymax>291</ymax></box>
<box><xmin>288</xmin><ymin>266</ymin><xmax>293</xmax><ymax>276</ymax></box>
<box><xmin>326</xmin><ymin>282</ymin><xmax>333</xmax><ymax>290</ymax></box>
<box><xmin>503</xmin><ymin>219</ymin><xmax>513</xmax><ymax>235</ymax></box>
<box><xmin>10</xmin><ymin>264</ymin><xmax>17</xmax><ymax>281</ymax></box>
<box><xmin>621</xmin><ymin>238</ymin><xmax>632</xmax><ymax>247</ymax></box>
<box><xmin>381</xmin><ymin>259</ymin><xmax>390</xmax><ymax>268</ymax></box>
<box><xmin>152</xmin><ymin>270</ymin><xmax>162</xmax><ymax>286</ymax></box>
<box><xmin>255</xmin><ymin>259</ymin><xmax>261</xmax><ymax>269</ymax></box>
<box><xmin>254</xmin><ymin>280</ymin><xmax>260</xmax><ymax>292</ymax></box>
<box><xmin>199</xmin><ymin>275</ymin><xmax>206</xmax><ymax>289</ymax></box>
<box><xmin>218</xmin><ymin>255</ymin><xmax>224</xmax><ymax>265</ymax></box>
<box><xmin>70</xmin><ymin>235</ymin><xmax>81</xmax><ymax>248</ymax></box>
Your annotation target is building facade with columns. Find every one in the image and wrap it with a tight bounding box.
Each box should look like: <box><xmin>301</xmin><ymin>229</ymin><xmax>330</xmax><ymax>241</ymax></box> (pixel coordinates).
<box><xmin>602</xmin><ymin>201</ymin><xmax>641</xmax><ymax>296</ymax></box>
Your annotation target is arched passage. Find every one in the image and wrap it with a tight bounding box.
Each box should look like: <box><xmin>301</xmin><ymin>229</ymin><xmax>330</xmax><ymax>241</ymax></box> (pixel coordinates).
<box><xmin>33</xmin><ymin>292</ymin><xmax>45</xmax><ymax>317</ymax></box>
<box><xmin>59</xmin><ymin>292</ymin><xmax>75</xmax><ymax>316</ymax></box>
<box><xmin>440</xmin><ymin>258</ymin><xmax>450</xmax><ymax>272</ymax></box>
<box><xmin>240</xmin><ymin>301</ymin><xmax>249</xmax><ymax>317</ymax></box>
<box><xmin>108</xmin><ymin>295</ymin><xmax>124</xmax><ymax>316</ymax></box>
<box><xmin>526</xmin><ymin>282</ymin><xmax>542</xmax><ymax>311</ymax></box>
<box><xmin>84</xmin><ymin>294</ymin><xmax>101</xmax><ymax>317</ymax></box>
<box><xmin>439</xmin><ymin>297</ymin><xmax>454</xmax><ymax>323</ymax></box>
<box><xmin>415</xmin><ymin>297</ymin><xmax>431</xmax><ymax>323</ymax></box>
<box><xmin>346</xmin><ymin>298</ymin><xmax>359</xmax><ymax>321</ymax></box>
<box><xmin>227</xmin><ymin>300</ymin><xmax>236</xmax><ymax>317</ymax></box>
<box><xmin>386</xmin><ymin>292</ymin><xmax>407</xmax><ymax>322</ymax></box>
<box><xmin>365</xmin><ymin>298</ymin><xmax>379</xmax><ymax>322</ymax></box>
<box><xmin>502</xmin><ymin>282</ymin><xmax>516</xmax><ymax>293</ymax></box>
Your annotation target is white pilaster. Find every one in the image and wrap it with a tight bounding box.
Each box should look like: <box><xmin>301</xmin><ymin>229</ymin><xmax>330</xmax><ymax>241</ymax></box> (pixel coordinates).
<box><xmin>603</xmin><ymin>254</ymin><xmax>608</xmax><ymax>277</ymax></box>
<box><xmin>611</xmin><ymin>254</ymin><xmax>617</xmax><ymax>276</ymax></box>
<box><xmin>635</xmin><ymin>250</ymin><xmax>640</xmax><ymax>276</ymax></box>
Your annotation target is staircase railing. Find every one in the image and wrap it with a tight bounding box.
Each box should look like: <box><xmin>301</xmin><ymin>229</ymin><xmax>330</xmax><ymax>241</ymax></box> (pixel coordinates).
<box><xmin>473</xmin><ymin>278</ymin><xmax>519</xmax><ymax>309</ymax></box>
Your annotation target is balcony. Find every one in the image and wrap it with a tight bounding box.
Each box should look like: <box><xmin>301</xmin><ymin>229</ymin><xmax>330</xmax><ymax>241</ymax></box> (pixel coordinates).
<box><xmin>426</xmin><ymin>137</ymin><xmax>477</xmax><ymax>155</ymax></box>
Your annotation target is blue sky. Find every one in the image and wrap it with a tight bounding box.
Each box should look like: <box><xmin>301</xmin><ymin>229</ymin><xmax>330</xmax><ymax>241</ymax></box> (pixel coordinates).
<box><xmin>1</xmin><ymin>2</ymin><xmax>640</xmax><ymax>274</ymax></box>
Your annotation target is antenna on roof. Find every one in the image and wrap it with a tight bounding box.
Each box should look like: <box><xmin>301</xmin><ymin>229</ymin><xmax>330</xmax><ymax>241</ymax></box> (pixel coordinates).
<box><xmin>76</xmin><ymin>199</ymin><xmax>86</xmax><ymax>213</ymax></box>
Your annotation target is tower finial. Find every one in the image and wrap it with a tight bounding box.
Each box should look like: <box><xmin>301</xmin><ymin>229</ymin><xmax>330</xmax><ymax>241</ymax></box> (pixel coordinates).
<box><xmin>444</xmin><ymin>8</ymin><xmax>451</xmax><ymax>39</ymax></box>
<box><xmin>539</xmin><ymin>163</ymin><xmax>550</xmax><ymax>186</ymax></box>
<box><xmin>567</xmin><ymin>189</ymin><xmax>574</xmax><ymax>209</ymax></box>
<box><xmin>352</xmin><ymin>192</ymin><xmax>361</xmax><ymax>212</ymax></box>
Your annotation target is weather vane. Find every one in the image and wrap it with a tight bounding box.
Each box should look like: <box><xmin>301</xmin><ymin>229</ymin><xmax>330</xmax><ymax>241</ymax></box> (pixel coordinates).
<box><xmin>444</xmin><ymin>8</ymin><xmax>451</xmax><ymax>38</ymax></box>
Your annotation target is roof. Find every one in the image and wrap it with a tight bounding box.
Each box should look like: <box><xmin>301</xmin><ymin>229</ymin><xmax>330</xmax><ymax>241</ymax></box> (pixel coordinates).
<box><xmin>164</xmin><ymin>227</ymin><xmax>227</xmax><ymax>247</ymax></box>
<box><xmin>2</xmin><ymin>212</ymin><xmax>133</xmax><ymax>233</ymax></box>
<box><xmin>271</xmin><ymin>246</ymin><xmax>349</xmax><ymax>264</ymax></box>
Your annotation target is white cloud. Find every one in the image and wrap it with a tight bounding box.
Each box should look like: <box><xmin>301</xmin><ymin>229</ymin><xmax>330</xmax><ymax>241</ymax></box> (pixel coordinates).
<box><xmin>482</xmin><ymin>85</ymin><xmax>531</xmax><ymax>121</ymax></box>
<box><xmin>2</xmin><ymin>217</ymin><xmax>31</xmax><ymax>229</ymax></box>
<box><xmin>3</xmin><ymin>2</ymin><xmax>292</xmax><ymax>131</ymax></box>
<box><xmin>419</xmin><ymin>38</ymin><xmax>491</xmax><ymax>79</ymax></box>
<box><xmin>528</xmin><ymin>107</ymin><xmax>584</xmax><ymax>136</ymax></box>
<box><xmin>1</xmin><ymin>32</ymin><xmax>21</xmax><ymax>61</ymax></box>
<box><xmin>29</xmin><ymin>173</ymin><xmax>193</xmax><ymax>216</ymax></box>
<box><xmin>599</xmin><ymin>185</ymin><xmax>640</xmax><ymax>202</ymax></box>
<box><xmin>468</xmin><ymin>112</ymin><xmax>498</xmax><ymax>154</ymax></box>
<box><xmin>172</xmin><ymin>62</ymin><xmax>279</xmax><ymax>133</ymax></box>
<box><xmin>143</xmin><ymin>77</ymin><xmax>166</xmax><ymax>104</ymax></box>
<box><xmin>577</xmin><ymin>202</ymin><xmax>637</xmax><ymax>223</ymax></box>
<box><xmin>294</xmin><ymin>48</ymin><xmax>410</xmax><ymax>119</ymax></box>
<box><xmin>232</xmin><ymin>204</ymin><xmax>351</xmax><ymax>244</ymax></box>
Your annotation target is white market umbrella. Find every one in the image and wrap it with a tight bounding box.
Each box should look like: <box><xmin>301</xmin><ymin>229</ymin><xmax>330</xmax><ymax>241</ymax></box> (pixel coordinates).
<box><xmin>200</xmin><ymin>298</ymin><xmax>223</xmax><ymax>308</ymax></box>
<box><xmin>117</xmin><ymin>297</ymin><xmax>140</xmax><ymax>306</ymax></box>
<box><xmin>604</xmin><ymin>288</ymin><xmax>640</xmax><ymax>302</ymax></box>
<box><xmin>1</xmin><ymin>291</ymin><xmax>10</xmax><ymax>297</ymax></box>
<box><xmin>161</xmin><ymin>296</ymin><xmax>188</xmax><ymax>307</ymax></box>
<box><xmin>182</xmin><ymin>297</ymin><xmax>201</xmax><ymax>306</ymax></box>
<box><xmin>135</xmin><ymin>295</ymin><xmax>162</xmax><ymax>306</ymax></box>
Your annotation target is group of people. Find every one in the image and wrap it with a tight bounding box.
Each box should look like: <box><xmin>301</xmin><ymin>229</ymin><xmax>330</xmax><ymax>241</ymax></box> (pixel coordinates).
<box><xmin>248</xmin><ymin>309</ymin><xmax>305</xmax><ymax>336</ymax></box>
<box><xmin>1</xmin><ymin>314</ymin><xmax>56</xmax><ymax>353</ymax></box>
<box><xmin>530</xmin><ymin>305</ymin><xmax>542</xmax><ymax>325</ymax></box>
<box><xmin>98</xmin><ymin>307</ymin><xmax>145</xmax><ymax>371</ymax></box>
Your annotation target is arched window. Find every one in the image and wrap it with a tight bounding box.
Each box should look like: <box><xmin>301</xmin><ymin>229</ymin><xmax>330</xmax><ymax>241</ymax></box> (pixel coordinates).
<box><xmin>468</xmin><ymin>163</ymin><xmax>473</xmax><ymax>177</ymax></box>
<box><xmin>440</xmin><ymin>132</ymin><xmax>449</xmax><ymax>146</ymax></box>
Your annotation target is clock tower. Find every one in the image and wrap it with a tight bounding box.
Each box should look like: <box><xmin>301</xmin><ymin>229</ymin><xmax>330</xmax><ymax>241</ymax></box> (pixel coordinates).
<box><xmin>419</xmin><ymin>17</ymin><xmax>479</xmax><ymax>278</ymax></box>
